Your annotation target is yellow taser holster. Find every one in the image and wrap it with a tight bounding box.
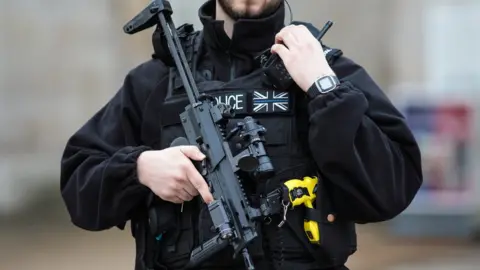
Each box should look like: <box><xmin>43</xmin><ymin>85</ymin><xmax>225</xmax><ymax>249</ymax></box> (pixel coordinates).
<box><xmin>282</xmin><ymin>176</ymin><xmax>320</xmax><ymax>245</ymax></box>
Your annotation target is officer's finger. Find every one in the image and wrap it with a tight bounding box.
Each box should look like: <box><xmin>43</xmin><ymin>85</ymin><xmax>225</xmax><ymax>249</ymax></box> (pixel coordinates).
<box><xmin>275</xmin><ymin>30</ymin><xmax>299</xmax><ymax>49</ymax></box>
<box><xmin>295</xmin><ymin>24</ymin><xmax>313</xmax><ymax>38</ymax></box>
<box><xmin>176</xmin><ymin>160</ymin><xmax>200</xmax><ymax>196</ymax></box>
<box><xmin>165</xmin><ymin>195</ymin><xmax>183</xmax><ymax>204</ymax></box>
<box><xmin>177</xmin><ymin>189</ymin><xmax>194</xmax><ymax>202</ymax></box>
<box><xmin>275</xmin><ymin>25</ymin><xmax>296</xmax><ymax>44</ymax></box>
<box><xmin>178</xmin><ymin>145</ymin><xmax>206</xmax><ymax>161</ymax></box>
<box><xmin>271</xmin><ymin>44</ymin><xmax>290</xmax><ymax>62</ymax></box>
<box><xmin>185</xmin><ymin>165</ymin><xmax>213</xmax><ymax>203</ymax></box>
<box><xmin>173</xmin><ymin>196</ymin><xmax>184</xmax><ymax>204</ymax></box>
<box><xmin>275</xmin><ymin>29</ymin><xmax>285</xmax><ymax>44</ymax></box>
<box><xmin>183</xmin><ymin>181</ymin><xmax>199</xmax><ymax>197</ymax></box>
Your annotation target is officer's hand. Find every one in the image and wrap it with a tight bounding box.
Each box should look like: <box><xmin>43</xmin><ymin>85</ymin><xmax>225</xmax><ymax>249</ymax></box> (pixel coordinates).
<box><xmin>271</xmin><ymin>25</ymin><xmax>336</xmax><ymax>92</ymax></box>
<box><xmin>137</xmin><ymin>147</ymin><xmax>214</xmax><ymax>204</ymax></box>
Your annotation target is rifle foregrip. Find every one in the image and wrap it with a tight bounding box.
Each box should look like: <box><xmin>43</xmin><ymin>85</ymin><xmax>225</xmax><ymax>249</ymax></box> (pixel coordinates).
<box><xmin>186</xmin><ymin>235</ymin><xmax>229</xmax><ymax>268</ymax></box>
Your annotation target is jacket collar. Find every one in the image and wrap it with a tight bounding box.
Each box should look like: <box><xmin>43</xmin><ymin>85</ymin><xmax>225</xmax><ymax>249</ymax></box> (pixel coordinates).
<box><xmin>198</xmin><ymin>0</ymin><xmax>285</xmax><ymax>54</ymax></box>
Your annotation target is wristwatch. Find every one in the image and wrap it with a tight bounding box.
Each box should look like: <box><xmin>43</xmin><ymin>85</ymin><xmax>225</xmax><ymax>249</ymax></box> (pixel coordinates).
<box><xmin>306</xmin><ymin>75</ymin><xmax>340</xmax><ymax>99</ymax></box>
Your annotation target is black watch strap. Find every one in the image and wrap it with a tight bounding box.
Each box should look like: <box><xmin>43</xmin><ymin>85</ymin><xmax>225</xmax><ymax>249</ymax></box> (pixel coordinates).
<box><xmin>307</xmin><ymin>75</ymin><xmax>340</xmax><ymax>99</ymax></box>
<box><xmin>307</xmin><ymin>84</ymin><xmax>322</xmax><ymax>99</ymax></box>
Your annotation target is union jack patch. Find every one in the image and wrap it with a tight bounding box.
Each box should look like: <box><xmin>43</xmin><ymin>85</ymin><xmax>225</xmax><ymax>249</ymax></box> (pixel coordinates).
<box><xmin>252</xmin><ymin>90</ymin><xmax>291</xmax><ymax>113</ymax></box>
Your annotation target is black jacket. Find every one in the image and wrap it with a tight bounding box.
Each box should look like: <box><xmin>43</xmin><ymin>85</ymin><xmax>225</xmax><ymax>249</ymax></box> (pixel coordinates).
<box><xmin>60</xmin><ymin>0</ymin><xmax>422</xmax><ymax>236</ymax></box>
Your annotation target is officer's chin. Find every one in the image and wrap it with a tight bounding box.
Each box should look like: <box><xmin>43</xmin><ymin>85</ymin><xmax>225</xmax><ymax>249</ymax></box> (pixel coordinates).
<box><xmin>232</xmin><ymin>6</ymin><xmax>275</xmax><ymax>20</ymax></box>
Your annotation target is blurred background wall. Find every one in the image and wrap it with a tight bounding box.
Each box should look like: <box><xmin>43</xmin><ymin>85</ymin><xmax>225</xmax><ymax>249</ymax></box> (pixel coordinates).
<box><xmin>0</xmin><ymin>0</ymin><xmax>479</xmax><ymax>269</ymax></box>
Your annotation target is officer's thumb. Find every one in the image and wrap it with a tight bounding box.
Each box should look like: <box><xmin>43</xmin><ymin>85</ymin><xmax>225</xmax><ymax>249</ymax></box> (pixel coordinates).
<box><xmin>179</xmin><ymin>146</ymin><xmax>206</xmax><ymax>161</ymax></box>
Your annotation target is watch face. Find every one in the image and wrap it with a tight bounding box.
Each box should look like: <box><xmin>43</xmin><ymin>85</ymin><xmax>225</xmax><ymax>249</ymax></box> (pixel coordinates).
<box><xmin>316</xmin><ymin>76</ymin><xmax>336</xmax><ymax>93</ymax></box>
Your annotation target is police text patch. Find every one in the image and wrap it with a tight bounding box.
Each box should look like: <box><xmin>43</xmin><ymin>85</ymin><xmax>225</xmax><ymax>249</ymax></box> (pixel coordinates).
<box><xmin>212</xmin><ymin>92</ymin><xmax>248</xmax><ymax>114</ymax></box>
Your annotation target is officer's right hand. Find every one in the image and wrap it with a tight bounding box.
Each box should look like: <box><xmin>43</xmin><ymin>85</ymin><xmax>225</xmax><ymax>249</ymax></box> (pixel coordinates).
<box><xmin>137</xmin><ymin>146</ymin><xmax>214</xmax><ymax>204</ymax></box>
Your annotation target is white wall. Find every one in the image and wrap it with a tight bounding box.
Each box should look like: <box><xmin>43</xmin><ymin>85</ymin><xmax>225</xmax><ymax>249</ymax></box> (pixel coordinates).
<box><xmin>0</xmin><ymin>1</ymin><xmax>120</xmax><ymax>214</ymax></box>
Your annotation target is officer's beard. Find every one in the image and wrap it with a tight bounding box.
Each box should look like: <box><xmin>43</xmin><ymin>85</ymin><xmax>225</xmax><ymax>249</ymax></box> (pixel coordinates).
<box><xmin>217</xmin><ymin>0</ymin><xmax>282</xmax><ymax>20</ymax></box>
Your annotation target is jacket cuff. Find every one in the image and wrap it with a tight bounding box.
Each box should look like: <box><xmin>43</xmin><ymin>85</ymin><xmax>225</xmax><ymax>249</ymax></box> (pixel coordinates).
<box><xmin>125</xmin><ymin>145</ymin><xmax>152</xmax><ymax>186</ymax></box>
<box><xmin>307</xmin><ymin>81</ymin><xmax>365</xmax><ymax>116</ymax></box>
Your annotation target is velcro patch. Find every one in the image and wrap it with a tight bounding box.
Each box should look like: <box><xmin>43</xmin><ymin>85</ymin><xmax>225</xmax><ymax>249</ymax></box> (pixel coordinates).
<box><xmin>252</xmin><ymin>90</ymin><xmax>291</xmax><ymax>113</ymax></box>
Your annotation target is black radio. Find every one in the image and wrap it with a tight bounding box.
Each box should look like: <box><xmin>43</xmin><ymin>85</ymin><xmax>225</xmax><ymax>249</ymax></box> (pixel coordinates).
<box><xmin>257</xmin><ymin>21</ymin><xmax>334</xmax><ymax>91</ymax></box>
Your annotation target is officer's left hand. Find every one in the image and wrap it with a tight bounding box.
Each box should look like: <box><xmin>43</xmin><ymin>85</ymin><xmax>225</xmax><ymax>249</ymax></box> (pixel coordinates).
<box><xmin>271</xmin><ymin>25</ymin><xmax>336</xmax><ymax>92</ymax></box>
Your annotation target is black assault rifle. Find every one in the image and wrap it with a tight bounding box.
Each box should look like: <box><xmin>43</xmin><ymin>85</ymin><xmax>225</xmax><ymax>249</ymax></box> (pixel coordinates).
<box><xmin>124</xmin><ymin>1</ymin><xmax>276</xmax><ymax>269</ymax></box>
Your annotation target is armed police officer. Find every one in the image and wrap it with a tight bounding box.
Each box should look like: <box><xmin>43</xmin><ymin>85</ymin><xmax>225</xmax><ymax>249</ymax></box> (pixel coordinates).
<box><xmin>60</xmin><ymin>0</ymin><xmax>423</xmax><ymax>269</ymax></box>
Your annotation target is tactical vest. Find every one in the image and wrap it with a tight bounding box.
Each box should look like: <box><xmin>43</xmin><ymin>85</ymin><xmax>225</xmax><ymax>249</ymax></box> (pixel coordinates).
<box><xmin>134</xmin><ymin>22</ymin><xmax>357</xmax><ymax>270</ymax></box>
